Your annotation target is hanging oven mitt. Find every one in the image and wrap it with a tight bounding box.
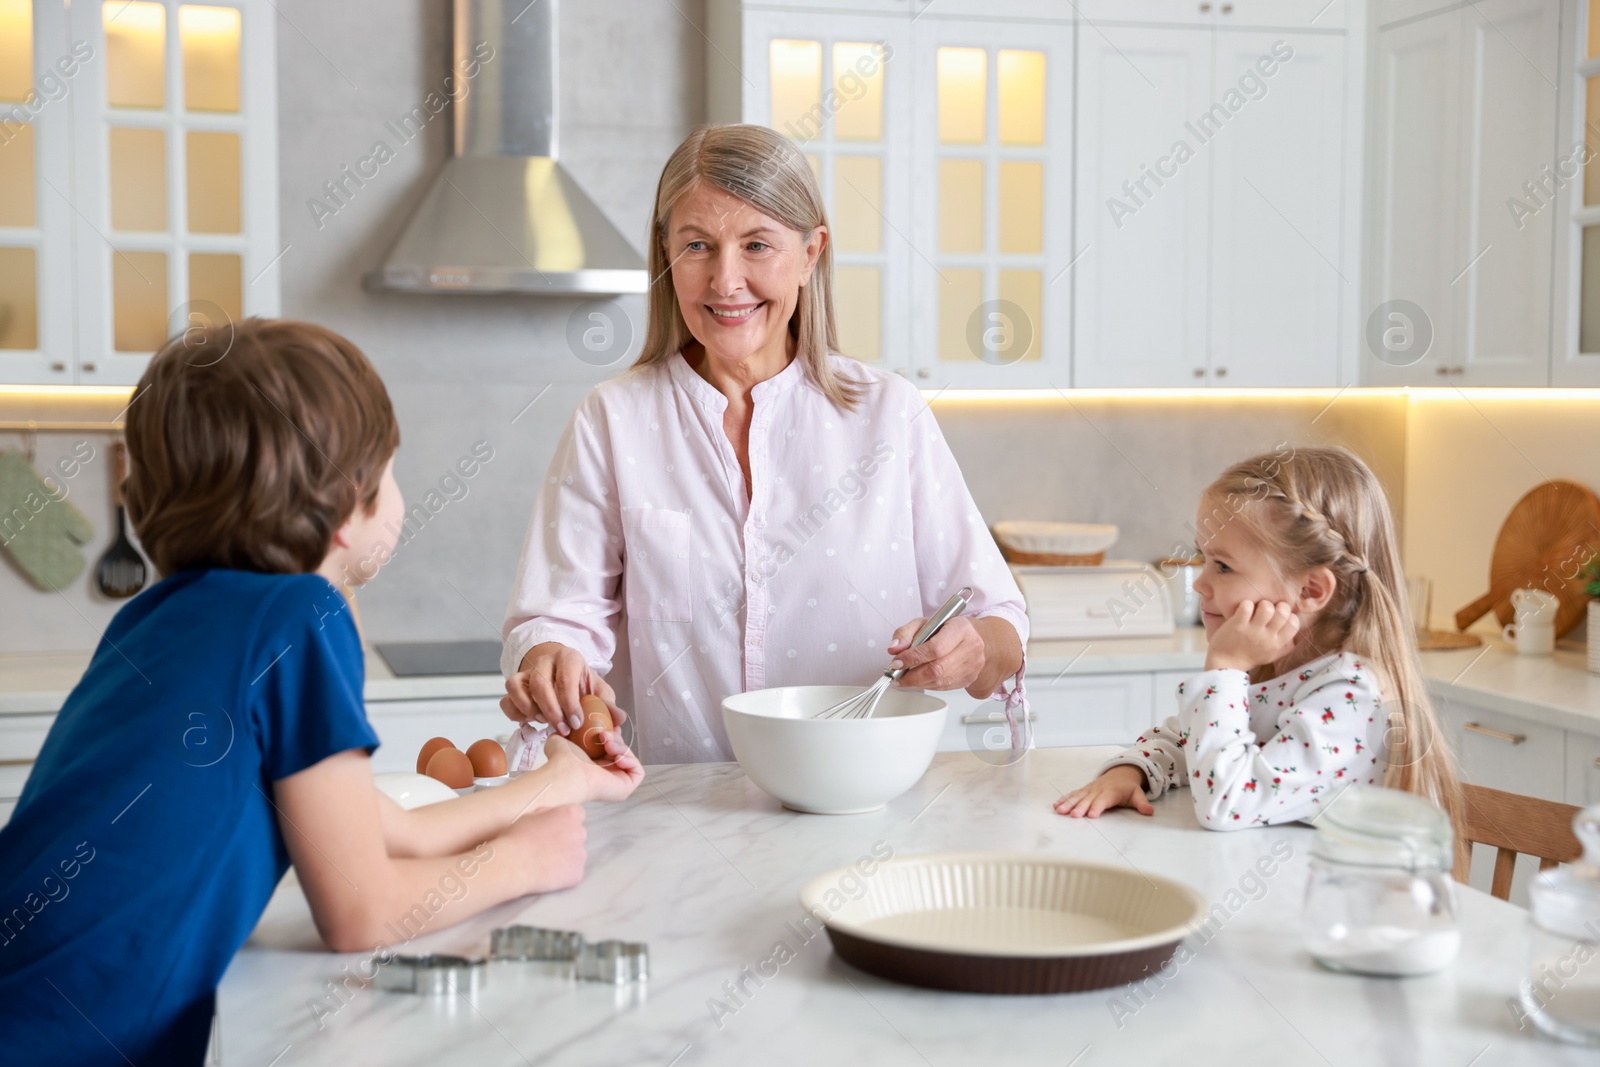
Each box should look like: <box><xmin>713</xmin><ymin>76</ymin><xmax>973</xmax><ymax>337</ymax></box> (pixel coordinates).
<box><xmin>0</xmin><ymin>451</ymin><xmax>96</xmax><ymax>591</ymax></box>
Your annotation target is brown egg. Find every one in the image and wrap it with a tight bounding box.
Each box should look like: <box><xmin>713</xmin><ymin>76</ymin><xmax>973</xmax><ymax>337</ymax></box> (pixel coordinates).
<box><xmin>417</xmin><ymin>736</ymin><xmax>456</xmax><ymax>775</ymax></box>
<box><xmin>466</xmin><ymin>738</ymin><xmax>507</xmax><ymax>778</ymax></box>
<box><xmin>578</xmin><ymin>694</ymin><xmax>614</xmax><ymax>761</ymax></box>
<box><xmin>424</xmin><ymin>747</ymin><xmax>475</xmax><ymax>789</ymax></box>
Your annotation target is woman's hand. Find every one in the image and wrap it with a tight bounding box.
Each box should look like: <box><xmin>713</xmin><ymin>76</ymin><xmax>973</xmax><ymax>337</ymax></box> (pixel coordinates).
<box><xmin>886</xmin><ymin>615</ymin><xmax>987</xmax><ymax>693</ymax></box>
<box><xmin>502</xmin><ymin>641</ymin><xmax>619</xmax><ymax>737</ymax></box>
<box><xmin>1205</xmin><ymin>599</ymin><xmax>1299</xmax><ymax>674</ymax></box>
<box><xmin>542</xmin><ymin>731</ymin><xmax>644</xmax><ymax>805</ymax></box>
<box><xmin>1053</xmin><ymin>766</ymin><xmax>1154</xmax><ymax>818</ymax></box>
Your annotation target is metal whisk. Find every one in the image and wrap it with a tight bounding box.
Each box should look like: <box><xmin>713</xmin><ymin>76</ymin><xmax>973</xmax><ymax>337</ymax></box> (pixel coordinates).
<box><xmin>812</xmin><ymin>586</ymin><xmax>974</xmax><ymax>720</ymax></box>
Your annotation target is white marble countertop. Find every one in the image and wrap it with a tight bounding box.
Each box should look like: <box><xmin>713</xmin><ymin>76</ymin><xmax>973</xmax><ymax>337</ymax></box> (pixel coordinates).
<box><xmin>217</xmin><ymin>747</ymin><xmax>1583</xmax><ymax>1067</ymax></box>
<box><xmin>1418</xmin><ymin>638</ymin><xmax>1600</xmax><ymax>736</ymax></box>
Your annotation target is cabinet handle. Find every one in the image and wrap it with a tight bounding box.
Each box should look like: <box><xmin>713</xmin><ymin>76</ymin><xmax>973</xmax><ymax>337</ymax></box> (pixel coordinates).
<box><xmin>51</xmin><ymin>361</ymin><xmax>66</xmax><ymax>372</ymax></box>
<box><xmin>961</xmin><ymin>712</ymin><xmax>1039</xmax><ymax>725</ymax></box>
<box><xmin>1221</xmin><ymin>2</ymin><xmax>1233</xmax><ymax>11</ymax></box>
<box><xmin>1199</xmin><ymin>2</ymin><xmax>1212</xmax><ymax>10</ymax></box>
<box><xmin>1452</xmin><ymin>367</ymin><xmax>1464</xmax><ymax>375</ymax></box>
<box><xmin>81</xmin><ymin>362</ymin><xmax>96</xmax><ymax>373</ymax></box>
<box><xmin>1463</xmin><ymin>721</ymin><xmax>1525</xmax><ymax>745</ymax></box>
<box><xmin>916</xmin><ymin>368</ymin><xmax>931</xmax><ymax>379</ymax></box>
<box><xmin>1215</xmin><ymin>366</ymin><xmax>1227</xmax><ymax>378</ymax></box>
<box><xmin>1193</xmin><ymin>367</ymin><xmax>1205</xmax><ymax>378</ymax></box>
<box><xmin>0</xmin><ymin>758</ymin><xmax>34</xmax><ymax>768</ymax></box>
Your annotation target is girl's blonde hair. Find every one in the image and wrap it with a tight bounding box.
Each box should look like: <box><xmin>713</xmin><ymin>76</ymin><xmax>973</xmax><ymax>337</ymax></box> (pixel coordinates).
<box><xmin>1202</xmin><ymin>446</ymin><xmax>1464</xmax><ymax>832</ymax></box>
<box><xmin>633</xmin><ymin>123</ymin><xmax>868</xmax><ymax>410</ymax></box>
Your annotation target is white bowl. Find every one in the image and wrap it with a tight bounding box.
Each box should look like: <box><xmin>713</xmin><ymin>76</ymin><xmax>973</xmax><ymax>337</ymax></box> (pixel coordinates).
<box><xmin>373</xmin><ymin>771</ymin><xmax>458</xmax><ymax>809</ymax></box>
<box><xmin>721</xmin><ymin>685</ymin><xmax>947</xmax><ymax>814</ymax></box>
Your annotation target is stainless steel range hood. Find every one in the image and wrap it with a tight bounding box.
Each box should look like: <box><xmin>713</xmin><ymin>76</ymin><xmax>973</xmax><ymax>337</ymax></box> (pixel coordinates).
<box><xmin>365</xmin><ymin>0</ymin><xmax>647</xmax><ymax>295</ymax></box>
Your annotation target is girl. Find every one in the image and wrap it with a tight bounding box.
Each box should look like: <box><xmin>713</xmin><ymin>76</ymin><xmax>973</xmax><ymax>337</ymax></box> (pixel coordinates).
<box><xmin>1054</xmin><ymin>446</ymin><xmax>1461</xmax><ymax>831</ymax></box>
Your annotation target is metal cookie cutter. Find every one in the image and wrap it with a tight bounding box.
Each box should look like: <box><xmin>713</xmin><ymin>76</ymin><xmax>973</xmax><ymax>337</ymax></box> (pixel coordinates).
<box><xmin>576</xmin><ymin>940</ymin><xmax>649</xmax><ymax>984</ymax></box>
<box><xmin>490</xmin><ymin>925</ymin><xmax>585</xmax><ymax>962</ymax></box>
<box><xmin>372</xmin><ymin>954</ymin><xmax>486</xmax><ymax>996</ymax></box>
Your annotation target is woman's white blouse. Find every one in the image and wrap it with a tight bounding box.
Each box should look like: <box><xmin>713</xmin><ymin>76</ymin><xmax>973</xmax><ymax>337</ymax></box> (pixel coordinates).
<box><xmin>502</xmin><ymin>350</ymin><xmax>1029</xmax><ymax>764</ymax></box>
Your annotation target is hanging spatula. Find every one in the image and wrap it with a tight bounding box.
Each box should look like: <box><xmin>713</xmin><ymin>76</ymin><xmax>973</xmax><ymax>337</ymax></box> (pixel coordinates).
<box><xmin>95</xmin><ymin>441</ymin><xmax>148</xmax><ymax>598</ymax></box>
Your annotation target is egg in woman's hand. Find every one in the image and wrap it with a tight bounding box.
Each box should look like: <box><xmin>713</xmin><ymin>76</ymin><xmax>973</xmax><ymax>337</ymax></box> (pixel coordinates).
<box><xmin>578</xmin><ymin>694</ymin><xmax>615</xmax><ymax>761</ymax></box>
<box><xmin>416</xmin><ymin>736</ymin><xmax>456</xmax><ymax>774</ymax></box>
<box><xmin>466</xmin><ymin>738</ymin><xmax>507</xmax><ymax>778</ymax></box>
<box><xmin>424</xmin><ymin>747</ymin><xmax>475</xmax><ymax>789</ymax></box>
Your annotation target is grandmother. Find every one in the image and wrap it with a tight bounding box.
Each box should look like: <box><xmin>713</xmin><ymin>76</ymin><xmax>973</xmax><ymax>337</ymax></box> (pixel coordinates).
<box><xmin>500</xmin><ymin>124</ymin><xmax>1027</xmax><ymax>764</ymax></box>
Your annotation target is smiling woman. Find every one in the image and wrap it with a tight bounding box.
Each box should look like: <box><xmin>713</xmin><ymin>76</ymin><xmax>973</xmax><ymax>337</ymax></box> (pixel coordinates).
<box><xmin>500</xmin><ymin>123</ymin><xmax>1029</xmax><ymax>765</ymax></box>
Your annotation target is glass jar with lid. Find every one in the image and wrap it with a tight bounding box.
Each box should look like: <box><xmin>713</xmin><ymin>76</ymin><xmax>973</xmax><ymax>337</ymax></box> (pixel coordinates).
<box><xmin>1301</xmin><ymin>785</ymin><xmax>1460</xmax><ymax>976</ymax></box>
<box><xmin>1519</xmin><ymin>804</ymin><xmax>1600</xmax><ymax>1044</ymax></box>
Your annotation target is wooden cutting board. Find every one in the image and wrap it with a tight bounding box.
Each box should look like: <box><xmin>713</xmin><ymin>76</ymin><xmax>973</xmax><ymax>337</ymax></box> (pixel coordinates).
<box><xmin>1454</xmin><ymin>480</ymin><xmax>1600</xmax><ymax>637</ymax></box>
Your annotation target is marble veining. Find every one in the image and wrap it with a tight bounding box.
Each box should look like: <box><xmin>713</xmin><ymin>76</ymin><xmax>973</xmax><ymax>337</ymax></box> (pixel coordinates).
<box><xmin>217</xmin><ymin>748</ymin><xmax>1585</xmax><ymax>1066</ymax></box>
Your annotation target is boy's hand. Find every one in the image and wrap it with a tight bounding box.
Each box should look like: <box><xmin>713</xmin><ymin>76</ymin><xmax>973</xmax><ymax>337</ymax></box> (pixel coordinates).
<box><xmin>501</xmin><ymin>805</ymin><xmax>588</xmax><ymax>894</ymax></box>
<box><xmin>1053</xmin><ymin>765</ymin><xmax>1154</xmax><ymax>818</ymax></box>
<box><xmin>543</xmin><ymin>731</ymin><xmax>644</xmax><ymax>805</ymax></box>
<box><xmin>1205</xmin><ymin>599</ymin><xmax>1299</xmax><ymax>673</ymax></box>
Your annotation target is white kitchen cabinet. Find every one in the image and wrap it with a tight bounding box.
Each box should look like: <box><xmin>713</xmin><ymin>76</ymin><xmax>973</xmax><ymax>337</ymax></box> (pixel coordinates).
<box><xmin>1565</xmin><ymin>729</ymin><xmax>1600</xmax><ymax>808</ymax></box>
<box><xmin>1151</xmin><ymin>669</ymin><xmax>1193</xmax><ymax>715</ymax></box>
<box><xmin>710</xmin><ymin>5</ymin><xmax>913</xmax><ymax>376</ymax></box>
<box><xmin>1208</xmin><ymin>30</ymin><xmax>1345</xmax><ymax>386</ymax></box>
<box><xmin>1076</xmin><ymin>0</ymin><xmax>1349</xmax><ymax>30</ymax></box>
<box><xmin>0</xmin><ymin>712</ymin><xmax>54</xmax><ymax>829</ymax></box>
<box><xmin>0</xmin><ymin>0</ymin><xmax>281</xmax><ymax>387</ymax></box>
<box><xmin>907</xmin><ymin>16</ymin><xmax>1075</xmax><ymax>389</ymax></box>
<box><xmin>1074</xmin><ymin>25</ymin><xmax>1212</xmax><ymax>388</ymax></box>
<box><xmin>363</xmin><ymin>698</ymin><xmax>515</xmax><ymax>776</ymax></box>
<box><xmin>936</xmin><ymin>672</ymin><xmax>1156</xmax><ymax>754</ymax></box>
<box><xmin>1435</xmin><ymin>693</ymin><xmax>1566</xmax><ymax>907</ymax></box>
<box><xmin>710</xmin><ymin>2</ymin><xmax>1073</xmax><ymax>389</ymax></box>
<box><xmin>1363</xmin><ymin>0</ymin><xmax>1560</xmax><ymax>386</ymax></box>
<box><xmin>1074</xmin><ymin>19</ymin><xmax>1353</xmax><ymax>387</ymax></box>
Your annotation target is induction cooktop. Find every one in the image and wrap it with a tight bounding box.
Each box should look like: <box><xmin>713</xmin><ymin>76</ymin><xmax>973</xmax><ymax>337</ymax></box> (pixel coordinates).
<box><xmin>374</xmin><ymin>640</ymin><xmax>502</xmax><ymax>677</ymax></box>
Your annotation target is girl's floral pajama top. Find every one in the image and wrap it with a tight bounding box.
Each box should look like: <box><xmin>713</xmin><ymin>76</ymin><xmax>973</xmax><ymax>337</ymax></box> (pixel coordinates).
<box><xmin>1097</xmin><ymin>650</ymin><xmax>1388</xmax><ymax>829</ymax></box>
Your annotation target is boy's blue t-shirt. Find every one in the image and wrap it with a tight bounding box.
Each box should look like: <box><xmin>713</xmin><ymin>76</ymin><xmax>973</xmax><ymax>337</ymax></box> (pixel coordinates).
<box><xmin>0</xmin><ymin>569</ymin><xmax>379</xmax><ymax>1066</ymax></box>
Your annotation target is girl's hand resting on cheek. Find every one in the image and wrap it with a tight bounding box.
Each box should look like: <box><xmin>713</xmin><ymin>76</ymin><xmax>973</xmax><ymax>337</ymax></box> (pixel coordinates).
<box><xmin>1205</xmin><ymin>599</ymin><xmax>1300</xmax><ymax>673</ymax></box>
<box><xmin>1054</xmin><ymin>765</ymin><xmax>1154</xmax><ymax>818</ymax></box>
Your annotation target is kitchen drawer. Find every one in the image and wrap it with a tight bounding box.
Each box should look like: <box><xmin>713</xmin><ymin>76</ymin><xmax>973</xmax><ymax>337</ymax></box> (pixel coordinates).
<box><xmin>0</xmin><ymin>714</ymin><xmax>54</xmax><ymax>827</ymax></box>
<box><xmin>939</xmin><ymin>673</ymin><xmax>1155</xmax><ymax>755</ymax></box>
<box><xmin>0</xmin><ymin>713</ymin><xmax>54</xmax><ymax>765</ymax></box>
<box><xmin>1564</xmin><ymin>730</ymin><xmax>1600</xmax><ymax>808</ymax></box>
<box><xmin>364</xmin><ymin>699</ymin><xmax>514</xmax><ymax>775</ymax></box>
<box><xmin>1438</xmin><ymin>698</ymin><xmax>1564</xmax><ymax>907</ymax></box>
<box><xmin>1437</xmin><ymin>698</ymin><xmax>1565</xmax><ymax>802</ymax></box>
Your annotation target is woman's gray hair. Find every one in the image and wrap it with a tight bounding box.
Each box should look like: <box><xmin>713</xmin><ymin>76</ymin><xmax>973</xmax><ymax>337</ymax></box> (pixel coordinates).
<box><xmin>633</xmin><ymin>123</ymin><xmax>870</xmax><ymax>411</ymax></box>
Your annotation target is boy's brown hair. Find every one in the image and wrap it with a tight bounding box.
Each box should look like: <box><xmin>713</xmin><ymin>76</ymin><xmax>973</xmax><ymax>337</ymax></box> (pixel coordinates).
<box><xmin>123</xmin><ymin>318</ymin><xmax>399</xmax><ymax>576</ymax></box>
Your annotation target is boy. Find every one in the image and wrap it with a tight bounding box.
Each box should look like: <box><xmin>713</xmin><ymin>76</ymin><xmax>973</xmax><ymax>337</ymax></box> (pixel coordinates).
<box><xmin>0</xmin><ymin>319</ymin><xmax>642</xmax><ymax>1065</ymax></box>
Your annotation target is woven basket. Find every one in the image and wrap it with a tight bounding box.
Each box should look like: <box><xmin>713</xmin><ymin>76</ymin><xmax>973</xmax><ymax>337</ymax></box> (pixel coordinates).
<box><xmin>999</xmin><ymin>546</ymin><xmax>1106</xmax><ymax>567</ymax></box>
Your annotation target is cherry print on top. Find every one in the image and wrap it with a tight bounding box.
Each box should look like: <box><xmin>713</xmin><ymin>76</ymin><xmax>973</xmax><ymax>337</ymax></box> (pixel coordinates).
<box><xmin>1097</xmin><ymin>651</ymin><xmax>1387</xmax><ymax>830</ymax></box>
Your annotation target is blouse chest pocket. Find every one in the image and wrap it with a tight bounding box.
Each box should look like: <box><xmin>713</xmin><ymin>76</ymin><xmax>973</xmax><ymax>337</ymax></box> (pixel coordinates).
<box><xmin>621</xmin><ymin>507</ymin><xmax>693</xmax><ymax>623</ymax></box>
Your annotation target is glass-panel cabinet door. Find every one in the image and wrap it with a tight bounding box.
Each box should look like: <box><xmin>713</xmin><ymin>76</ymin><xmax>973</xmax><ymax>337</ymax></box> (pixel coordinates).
<box><xmin>1560</xmin><ymin>0</ymin><xmax>1600</xmax><ymax>384</ymax></box>
<box><xmin>67</xmin><ymin>0</ymin><xmax>277</xmax><ymax>385</ymax></box>
<box><xmin>0</xmin><ymin>0</ymin><xmax>77</xmax><ymax>384</ymax></box>
<box><xmin>909</xmin><ymin>17</ymin><xmax>1072</xmax><ymax>389</ymax></box>
<box><xmin>741</xmin><ymin>12</ymin><xmax>911</xmax><ymax>374</ymax></box>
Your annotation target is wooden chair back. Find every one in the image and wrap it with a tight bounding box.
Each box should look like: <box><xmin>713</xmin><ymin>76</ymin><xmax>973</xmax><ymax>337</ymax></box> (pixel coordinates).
<box><xmin>1452</xmin><ymin>783</ymin><xmax>1582</xmax><ymax>901</ymax></box>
